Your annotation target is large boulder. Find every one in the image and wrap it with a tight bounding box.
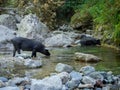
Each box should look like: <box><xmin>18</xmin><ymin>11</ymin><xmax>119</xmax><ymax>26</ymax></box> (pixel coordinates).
<box><xmin>0</xmin><ymin>14</ymin><xmax>17</xmax><ymax>30</ymax></box>
<box><xmin>0</xmin><ymin>25</ymin><xmax>16</xmax><ymax>50</ymax></box>
<box><xmin>74</xmin><ymin>52</ymin><xmax>101</xmax><ymax>62</ymax></box>
<box><xmin>17</xmin><ymin>14</ymin><xmax>49</xmax><ymax>42</ymax></box>
<box><xmin>45</xmin><ymin>31</ymin><xmax>78</xmax><ymax>47</ymax></box>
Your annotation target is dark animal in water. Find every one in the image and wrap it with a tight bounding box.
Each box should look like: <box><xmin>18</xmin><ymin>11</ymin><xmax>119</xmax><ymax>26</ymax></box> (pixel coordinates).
<box><xmin>80</xmin><ymin>34</ymin><xmax>101</xmax><ymax>46</ymax></box>
<box><xmin>11</xmin><ymin>37</ymin><xmax>50</xmax><ymax>57</ymax></box>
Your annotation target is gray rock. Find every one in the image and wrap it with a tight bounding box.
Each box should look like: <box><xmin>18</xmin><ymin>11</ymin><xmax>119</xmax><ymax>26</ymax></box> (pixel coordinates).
<box><xmin>8</xmin><ymin>77</ymin><xmax>29</xmax><ymax>86</ymax></box>
<box><xmin>24</xmin><ymin>59</ymin><xmax>42</xmax><ymax>68</ymax></box>
<box><xmin>55</xmin><ymin>63</ymin><xmax>73</xmax><ymax>73</ymax></box>
<box><xmin>96</xmin><ymin>88</ymin><xmax>102</xmax><ymax>90</ymax></box>
<box><xmin>15</xmin><ymin>54</ymin><xmax>31</xmax><ymax>59</ymax></box>
<box><xmin>0</xmin><ymin>86</ymin><xmax>20</xmax><ymax>90</ymax></box>
<box><xmin>45</xmin><ymin>33</ymin><xmax>73</xmax><ymax>47</ymax></box>
<box><xmin>0</xmin><ymin>77</ymin><xmax>8</xmax><ymax>82</ymax></box>
<box><xmin>56</xmin><ymin>72</ymin><xmax>71</xmax><ymax>84</ymax></box>
<box><xmin>0</xmin><ymin>80</ymin><xmax>5</xmax><ymax>88</ymax></box>
<box><xmin>31</xmin><ymin>75</ymin><xmax>62</xmax><ymax>90</ymax></box>
<box><xmin>89</xmin><ymin>72</ymin><xmax>104</xmax><ymax>81</ymax></box>
<box><xmin>0</xmin><ymin>25</ymin><xmax>16</xmax><ymax>50</ymax></box>
<box><xmin>62</xmin><ymin>85</ymin><xmax>69</xmax><ymax>90</ymax></box>
<box><xmin>17</xmin><ymin>14</ymin><xmax>49</xmax><ymax>42</ymax></box>
<box><xmin>66</xmin><ymin>79</ymin><xmax>78</xmax><ymax>90</ymax></box>
<box><xmin>0</xmin><ymin>14</ymin><xmax>17</xmax><ymax>30</ymax></box>
<box><xmin>70</xmin><ymin>71</ymin><xmax>82</xmax><ymax>81</ymax></box>
<box><xmin>102</xmin><ymin>86</ymin><xmax>110</xmax><ymax>90</ymax></box>
<box><xmin>75</xmin><ymin>52</ymin><xmax>101</xmax><ymax>62</ymax></box>
<box><xmin>58</xmin><ymin>24</ymin><xmax>73</xmax><ymax>31</ymax></box>
<box><xmin>79</xmin><ymin>66</ymin><xmax>95</xmax><ymax>75</ymax></box>
<box><xmin>82</xmin><ymin>76</ymin><xmax>96</xmax><ymax>85</ymax></box>
<box><xmin>0</xmin><ymin>58</ymin><xmax>15</xmax><ymax>68</ymax></box>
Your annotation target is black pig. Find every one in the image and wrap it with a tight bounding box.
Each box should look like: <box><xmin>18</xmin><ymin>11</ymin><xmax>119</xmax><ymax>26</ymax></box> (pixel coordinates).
<box><xmin>80</xmin><ymin>34</ymin><xmax>101</xmax><ymax>46</ymax></box>
<box><xmin>11</xmin><ymin>37</ymin><xmax>50</xmax><ymax>57</ymax></box>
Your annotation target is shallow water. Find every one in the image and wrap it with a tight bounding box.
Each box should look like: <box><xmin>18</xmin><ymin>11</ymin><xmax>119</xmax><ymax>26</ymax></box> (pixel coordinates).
<box><xmin>0</xmin><ymin>46</ymin><xmax>120</xmax><ymax>78</ymax></box>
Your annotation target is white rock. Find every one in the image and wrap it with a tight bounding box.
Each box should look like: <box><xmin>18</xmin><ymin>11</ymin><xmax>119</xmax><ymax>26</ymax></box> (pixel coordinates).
<box><xmin>31</xmin><ymin>75</ymin><xmax>62</xmax><ymax>90</ymax></box>
<box><xmin>24</xmin><ymin>59</ymin><xmax>42</xmax><ymax>68</ymax></box>
<box><xmin>78</xmin><ymin>84</ymin><xmax>94</xmax><ymax>88</ymax></box>
<box><xmin>56</xmin><ymin>72</ymin><xmax>70</xmax><ymax>84</ymax></box>
<box><xmin>0</xmin><ymin>14</ymin><xmax>17</xmax><ymax>30</ymax></box>
<box><xmin>17</xmin><ymin>14</ymin><xmax>49</xmax><ymax>41</ymax></box>
<box><xmin>0</xmin><ymin>25</ymin><xmax>16</xmax><ymax>50</ymax></box>
<box><xmin>45</xmin><ymin>33</ymin><xmax>73</xmax><ymax>47</ymax></box>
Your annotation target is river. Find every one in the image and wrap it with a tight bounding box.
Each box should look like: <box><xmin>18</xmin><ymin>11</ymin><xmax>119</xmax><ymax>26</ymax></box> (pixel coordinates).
<box><xmin>0</xmin><ymin>46</ymin><xmax>120</xmax><ymax>79</ymax></box>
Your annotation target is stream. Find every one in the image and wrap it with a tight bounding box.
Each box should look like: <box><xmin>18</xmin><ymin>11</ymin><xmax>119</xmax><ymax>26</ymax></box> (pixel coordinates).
<box><xmin>0</xmin><ymin>46</ymin><xmax>120</xmax><ymax>79</ymax></box>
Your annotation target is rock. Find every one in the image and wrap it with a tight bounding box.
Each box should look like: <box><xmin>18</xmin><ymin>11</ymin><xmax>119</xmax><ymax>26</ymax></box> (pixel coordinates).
<box><xmin>102</xmin><ymin>86</ymin><xmax>111</xmax><ymax>90</ymax></box>
<box><xmin>24</xmin><ymin>59</ymin><xmax>42</xmax><ymax>68</ymax></box>
<box><xmin>56</xmin><ymin>72</ymin><xmax>70</xmax><ymax>84</ymax></box>
<box><xmin>15</xmin><ymin>54</ymin><xmax>31</xmax><ymax>59</ymax></box>
<box><xmin>55</xmin><ymin>63</ymin><xmax>73</xmax><ymax>73</ymax></box>
<box><xmin>0</xmin><ymin>77</ymin><xmax>8</xmax><ymax>82</ymax></box>
<box><xmin>0</xmin><ymin>58</ymin><xmax>15</xmax><ymax>68</ymax></box>
<box><xmin>70</xmin><ymin>71</ymin><xmax>82</xmax><ymax>81</ymax></box>
<box><xmin>79</xmin><ymin>66</ymin><xmax>95</xmax><ymax>75</ymax></box>
<box><xmin>89</xmin><ymin>72</ymin><xmax>104</xmax><ymax>81</ymax></box>
<box><xmin>75</xmin><ymin>52</ymin><xmax>101</xmax><ymax>62</ymax></box>
<box><xmin>82</xmin><ymin>76</ymin><xmax>96</xmax><ymax>85</ymax></box>
<box><xmin>45</xmin><ymin>33</ymin><xmax>73</xmax><ymax>47</ymax></box>
<box><xmin>0</xmin><ymin>86</ymin><xmax>20</xmax><ymax>90</ymax></box>
<box><xmin>78</xmin><ymin>83</ymin><xmax>94</xmax><ymax>88</ymax></box>
<box><xmin>31</xmin><ymin>75</ymin><xmax>62</xmax><ymax>90</ymax></box>
<box><xmin>0</xmin><ymin>14</ymin><xmax>17</xmax><ymax>30</ymax></box>
<box><xmin>66</xmin><ymin>79</ymin><xmax>78</xmax><ymax>90</ymax></box>
<box><xmin>58</xmin><ymin>24</ymin><xmax>73</xmax><ymax>31</ymax></box>
<box><xmin>0</xmin><ymin>25</ymin><xmax>16</xmax><ymax>50</ymax></box>
<box><xmin>62</xmin><ymin>85</ymin><xmax>69</xmax><ymax>90</ymax></box>
<box><xmin>0</xmin><ymin>80</ymin><xmax>5</xmax><ymax>88</ymax></box>
<box><xmin>8</xmin><ymin>77</ymin><xmax>30</xmax><ymax>86</ymax></box>
<box><xmin>45</xmin><ymin>31</ymin><xmax>79</xmax><ymax>47</ymax></box>
<box><xmin>17</xmin><ymin>14</ymin><xmax>49</xmax><ymax>41</ymax></box>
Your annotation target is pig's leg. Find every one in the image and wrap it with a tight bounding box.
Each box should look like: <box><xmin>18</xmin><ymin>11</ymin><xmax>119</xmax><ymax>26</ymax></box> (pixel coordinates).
<box><xmin>17</xmin><ymin>43</ymin><xmax>21</xmax><ymax>54</ymax></box>
<box><xmin>17</xmin><ymin>49</ymin><xmax>21</xmax><ymax>54</ymax></box>
<box><xmin>31</xmin><ymin>49</ymin><xmax>37</xmax><ymax>57</ymax></box>
<box><xmin>13</xmin><ymin>48</ymin><xmax>16</xmax><ymax>57</ymax></box>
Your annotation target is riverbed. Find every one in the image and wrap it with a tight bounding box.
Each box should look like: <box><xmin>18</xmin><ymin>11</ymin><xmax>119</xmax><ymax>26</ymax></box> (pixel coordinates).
<box><xmin>0</xmin><ymin>46</ymin><xmax>120</xmax><ymax>79</ymax></box>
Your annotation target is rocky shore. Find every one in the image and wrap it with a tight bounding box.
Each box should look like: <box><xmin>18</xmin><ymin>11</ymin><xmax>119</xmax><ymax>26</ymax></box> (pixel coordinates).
<box><xmin>0</xmin><ymin>62</ymin><xmax>120</xmax><ymax>90</ymax></box>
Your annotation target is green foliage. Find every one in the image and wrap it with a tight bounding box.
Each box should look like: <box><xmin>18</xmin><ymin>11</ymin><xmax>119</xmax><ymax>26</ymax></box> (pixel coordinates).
<box><xmin>112</xmin><ymin>23</ymin><xmax>120</xmax><ymax>45</ymax></box>
<box><xmin>70</xmin><ymin>0</ymin><xmax>120</xmax><ymax>46</ymax></box>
